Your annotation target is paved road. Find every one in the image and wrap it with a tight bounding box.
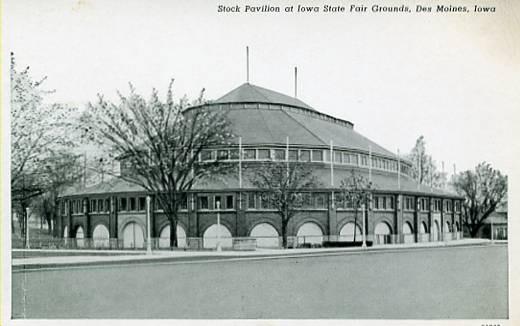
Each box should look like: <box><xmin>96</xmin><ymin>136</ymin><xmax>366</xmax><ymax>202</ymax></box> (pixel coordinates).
<box><xmin>12</xmin><ymin>244</ymin><xmax>507</xmax><ymax>319</ymax></box>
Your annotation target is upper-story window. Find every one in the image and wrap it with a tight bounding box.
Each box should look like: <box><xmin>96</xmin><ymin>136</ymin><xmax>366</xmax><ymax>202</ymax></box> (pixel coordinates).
<box><xmin>454</xmin><ymin>201</ymin><xmax>460</xmax><ymax>212</ymax></box>
<box><xmin>312</xmin><ymin>150</ymin><xmax>323</xmax><ymax>162</ymax></box>
<box><xmin>90</xmin><ymin>199</ymin><xmax>97</xmax><ymax>212</ymax></box>
<box><xmin>257</xmin><ymin>149</ymin><xmax>271</xmax><ymax>160</ymax></box>
<box><xmin>433</xmin><ymin>199</ymin><xmax>441</xmax><ymax>212</ymax></box>
<box><xmin>138</xmin><ymin>197</ymin><xmax>146</xmax><ymax>211</ymax></box>
<box><xmin>273</xmin><ymin>149</ymin><xmax>286</xmax><ymax>161</ymax></box>
<box><xmin>315</xmin><ymin>193</ymin><xmax>326</xmax><ymax>208</ymax></box>
<box><xmin>334</xmin><ymin>150</ymin><xmax>342</xmax><ymax>163</ymax></box>
<box><xmin>226</xmin><ymin>195</ymin><xmax>234</xmax><ymax>209</ymax></box>
<box><xmin>180</xmin><ymin>195</ymin><xmax>188</xmax><ymax>210</ymax></box>
<box><xmin>374</xmin><ymin>195</ymin><xmax>394</xmax><ymax>210</ymax></box>
<box><xmin>198</xmin><ymin>196</ymin><xmax>209</xmax><ymax>210</ymax></box>
<box><xmin>445</xmin><ymin>200</ymin><xmax>453</xmax><ymax>212</ymax></box>
<box><xmin>404</xmin><ymin>196</ymin><xmax>414</xmax><ymax>211</ymax></box>
<box><xmin>229</xmin><ymin>149</ymin><xmax>239</xmax><ymax>160</ymax></box>
<box><xmin>217</xmin><ymin>150</ymin><xmax>229</xmax><ymax>160</ymax></box>
<box><xmin>243</xmin><ymin>149</ymin><xmax>256</xmax><ymax>160</ymax></box>
<box><xmin>360</xmin><ymin>154</ymin><xmax>368</xmax><ymax>166</ymax></box>
<box><xmin>129</xmin><ymin>197</ymin><xmax>137</xmax><ymax>211</ymax></box>
<box><xmin>288</xmin><ymin>150</ymin><xmax>298</xmax><ymax>161</ymax></box>
<box><xmin>260</xmin><ymin>193</ymin><xmax>273</xmax><ymax>209</ymax></box>
<box><xmin>201</xmin><ymin>150</ymin><xmax>214</xmax><ymax>161</ymax></box>
<box><xmin>419</xmin><ymin>198</ymin><xmax>429</xmax><ymax>211</ymax></box>
<box><xmin>299</xmin><ymin>150</ymin><xmax>311</xmax><ymax>162</ymax></box>
<box><xmin>119</xmin><ymin>197</ymin><xmax>128</xmax><ymax>211</ymax></box>
<box><xmin>247</xmin><ymin>193</ymin><xmax>256</xmax><ymax>209</ymax></box>
<box><xmin>214</xmin><ymin>195</ymin><xmax>222</xmax><ymax>209</ymax></box>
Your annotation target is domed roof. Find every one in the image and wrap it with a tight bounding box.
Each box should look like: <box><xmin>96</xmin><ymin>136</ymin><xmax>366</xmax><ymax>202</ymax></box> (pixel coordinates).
<box><xmin>214</xmin><ymin>82</ymin><xmax>315</xmax><ymax>111</ymax></box>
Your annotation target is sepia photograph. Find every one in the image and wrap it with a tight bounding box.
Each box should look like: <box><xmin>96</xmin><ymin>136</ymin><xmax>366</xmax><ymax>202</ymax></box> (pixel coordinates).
<box><xmin>2</xmin><ymin>0</ymin><xmax>518</xmax><ymax>324</ymax></box>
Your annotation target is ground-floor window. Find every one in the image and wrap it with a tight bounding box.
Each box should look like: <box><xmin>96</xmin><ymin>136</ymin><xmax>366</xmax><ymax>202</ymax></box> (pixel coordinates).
<box><xmin>296</xmin><ymin>222</ymin><xmax>323</xmax><ymax>245</ymax></box>
<box><xmin>374</xmin><ymin>222</ymin><xmax>392</xmax><ymax>244</ymax></box>
<box><xmin>159</xmin><ymin>224</ymin><xmax>187</xmax><ymax>248</ymax></box>
<box><xmin>93</xmin><ymin>224</ymin><xmax>110</xmax><ymax>248</ymax></box>
<box><xmin>203</xmin><ymin>224</ymin><xmax>232</xmax><ymax>249</ymax></box>
<box><xmin>339</xmin><ymin>222</ymin><xmax>362</xmax><ymax>241</ymax></box>
<box><xmin>122</xmin><ymin>222</ymin><xmax>144</xmax><ymax>249</ymax></box>
<box><xmin>250</xmin><ymin>223</ymin><xmax>279</xmax><ymax>248</ymax></box>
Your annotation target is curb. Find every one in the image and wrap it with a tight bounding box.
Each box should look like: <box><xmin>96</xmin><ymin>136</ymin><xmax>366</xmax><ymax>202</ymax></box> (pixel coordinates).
<box><xmin>12</xmin><ymin>241</ymin><xmax>503</xmax><ymax>272</ymax></box>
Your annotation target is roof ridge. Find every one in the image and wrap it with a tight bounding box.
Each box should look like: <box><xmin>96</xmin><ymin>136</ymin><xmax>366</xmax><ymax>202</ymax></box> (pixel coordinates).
<box><xmin>279</xmin><ymin>107</ymin><xmax>327</xmax><ymax>145</ymax></box>
<box><xmin>245</xmin><ymin>83</ymin><xmax>273</xmax><ymax>102</ymax></box>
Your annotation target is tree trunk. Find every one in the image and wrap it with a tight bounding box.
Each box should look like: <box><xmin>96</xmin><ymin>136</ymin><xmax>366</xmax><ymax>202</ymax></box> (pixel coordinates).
<box><xmin>353</xmin><ymin>208</ymin><xmax>358</xmax><ymax>242</ymax></box>
<box><xmin>169</xmin><ymin>217</ymin><xmax>178</xmax><ymax>249</ymax></box>
<box><xmin>281</xmin><ymin>220</ymin><xmax>287</xmax><ymax>248</ymax></box>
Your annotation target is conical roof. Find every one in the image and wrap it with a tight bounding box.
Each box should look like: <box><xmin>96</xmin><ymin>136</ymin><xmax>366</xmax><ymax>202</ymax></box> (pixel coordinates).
<box><xmin>214</xmin><ymin>83</ymin><xmax>315</xmax><ymax>111</ymax></box>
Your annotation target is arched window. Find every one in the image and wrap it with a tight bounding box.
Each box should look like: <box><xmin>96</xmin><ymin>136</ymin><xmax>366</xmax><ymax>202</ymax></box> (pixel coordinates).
<box><xmin>159</xmin><ymin>224</ymin><xmax>187</xmax><ymax>248</ymax></box>
<box><xmin>203</xmin><ymin>224</ymin><xmax>232</xmax><ymax>249</ymax></box>
<box><xmin>250</xmin><ymin>223</ymin><xmax>279</xmax><ymax>248</ymax></box>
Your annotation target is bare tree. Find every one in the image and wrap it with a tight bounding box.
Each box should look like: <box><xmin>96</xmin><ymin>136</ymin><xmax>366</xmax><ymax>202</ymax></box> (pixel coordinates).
<box><xmin>407</xmin><ymin>136</ymin><xmax>445</xmax><ymax>188</ymax></box>
<box><xmin>338</xmin><ymin>170</ymin><xmax>373</xmax><ymax>242</ymax></box>
<box><xmin>249</xmin><ymin>162</ymin><xmax>318</xmax><ymax>248</ymax></box>
<box><xmin>453</xmin><ymin>162</ymin><xmax>507</xmax><ymax>237</ymax></box>
<box><xmin>82</xmin><ymin>81</ymin><xmax>234</xmax><ymax>248</ymax></box>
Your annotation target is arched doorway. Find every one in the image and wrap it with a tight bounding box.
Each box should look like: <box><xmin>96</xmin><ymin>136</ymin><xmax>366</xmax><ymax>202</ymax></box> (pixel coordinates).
<box><xmin>63</xmin><ymin>225</ymin><xmax>68</xmax><ymax>238</ymax></box>
<box><xmin>420</xmin><ymin>222</ymin><xmax>428</xmax><ymax>234</ymax></box>
<box><xmin>432</xmin><ymin>220</ymin><xmax>440</xmax><ymax>241</ymax></box>
<box><xmin>203</xmin><ymin>224</ymin><xmax>232</xmax><ymax>249</ymax></box>
<box><xmin>250</xmin><ymin>223</ymin><xmax>279</xmax><ymax>248</ymax></box>
<box><xmin>296</xmin><ymin>222</ymin><xmax>323</xmax><ymax>245</ymax></box>
<box><xmin>402</xmin><ymin>222</ymin><xmax>414</xmax><ymax>243</ymax></box>
<box><xmin>339</xmin><ymin>222</ymin><xmax>362</xmax><ymax>242</ymax></box>
<box><xmin>374</xmin><ymin>222</ymin><xmax>392</xmax><ymax>244</ymax></box>
<box><xmin>76</xmin><ymin>226</ymin><xmax>85</xmax><ymax>248</ymax></box>
<box><xmin>122</xmin><ymin>222</ymin><xmax>144</xmax><ymax>249</ymax></box>
<box><xmin>444</xmin><ymin>221</ymin><xmax>451</xmax><ymax>232</ymax></box>
<box><xmin>159</xmin><ymin>224</ymin><xmax>187</xmax><ymax>248</ymax></box>
<box><xmin>93</xmin><ymin>224</ymin><xmax>110</xmax><ymax>248</ymax></box>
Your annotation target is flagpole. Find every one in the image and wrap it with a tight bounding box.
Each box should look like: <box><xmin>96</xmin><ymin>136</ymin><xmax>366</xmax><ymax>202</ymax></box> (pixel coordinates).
<box><xmin>239</xmin><ymin>137</ymin><xmax>242</xmax><ymax>209</ymax></box>
<box><xmin>368</xmin><ymin>145</ymin><xmax>372</xmax><ymax>183</ymax></box>
<box><xmin>286</xmin><ymin>136</ymin><xmax>289</xmax><ymax>178</ymax></box>
<box><xmin>146</xmin><ymin>196</ymin><xmax>152</xmax><ymax>255</ymax></box>
<box><xmin>330</xmin><ymin>140</ymin><xmax>334</xmax><ymax>187</ymax></box>
<box><xmin>397</xmin><ymin>149</ymin><xmax>401</xmax><ymax>190</ymax></box>
<box><xmin>330</xmin><ymin>140</ymin><xmax>335</xmax><ymax>210</ymax></box>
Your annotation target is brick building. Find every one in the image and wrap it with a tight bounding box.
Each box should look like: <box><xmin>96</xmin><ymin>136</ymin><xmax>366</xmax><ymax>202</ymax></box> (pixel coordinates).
<box><xmin>58</xmin><ymin>83</ymin><xmax>463</xmax><ymax>249</ymax></box>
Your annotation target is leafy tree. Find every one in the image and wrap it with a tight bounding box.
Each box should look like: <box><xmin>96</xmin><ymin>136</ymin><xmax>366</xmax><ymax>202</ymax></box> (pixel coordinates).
<box><xmin>10</xmin><ymin>53</ymin><xmax>75</xmax><ymax>190</ymax></box>
<box><xmin>81</xmin><ymin>81</ymin><xmax>234</xmax><ymax>248</ymax></box>
<box><xmin>249</xmin><ymin>162</ymin><xmax>318</xmax><ymax>248</ymax></box>
<box><xmin>338</xmin><ymin>170</ymin><xmax>373</xmax><ymax>242</ymax></box>
<box><xmin>30</xmin><ymin>151</ymin><xmax>83</xmax><ymax>235</ymax></box>
<box><xmin>407</xmin><ymin>136</ymin><xmax>445</xmax><ymax>188</ymax></box>
<box><xmin>10</xmin><ymin>53</ymin><xmax>77</xmax><ymax>238</ymax></box>
<box><xmin>453</xmin><ymin>162</ymin><xmax>507</xmax><ymax>238</ymax></box>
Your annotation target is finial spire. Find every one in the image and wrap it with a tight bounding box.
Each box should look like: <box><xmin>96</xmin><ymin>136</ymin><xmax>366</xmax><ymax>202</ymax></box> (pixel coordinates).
<box><xmin>294</xmin><ymin>66</ymin><xmax>298</xmax><ymax>98</ymax></box>
<box><xmin>246</xmin><ymin>46</ymin><xmax>250</xmax><ymax>83</ymax></box>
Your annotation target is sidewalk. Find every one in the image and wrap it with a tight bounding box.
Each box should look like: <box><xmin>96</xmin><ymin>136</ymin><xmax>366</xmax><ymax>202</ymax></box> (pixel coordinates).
<box><xmin>12</xmin><ymin>238</ymin><xmax>499</xmax><ymax>271</ymax></box>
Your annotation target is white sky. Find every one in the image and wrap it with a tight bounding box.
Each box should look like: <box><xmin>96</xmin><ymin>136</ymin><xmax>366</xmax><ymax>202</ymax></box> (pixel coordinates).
<box><xmin>4</xmin><ymin>0</ymin><xmax>520</xmax><ymax>176</ymax></box>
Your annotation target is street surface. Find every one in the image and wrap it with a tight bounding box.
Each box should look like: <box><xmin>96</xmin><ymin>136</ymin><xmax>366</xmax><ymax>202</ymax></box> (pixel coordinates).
<box><xmin>12</xmin><ymin>244</ymin><xmax>507</xmax><ymax>319</ymax></box>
